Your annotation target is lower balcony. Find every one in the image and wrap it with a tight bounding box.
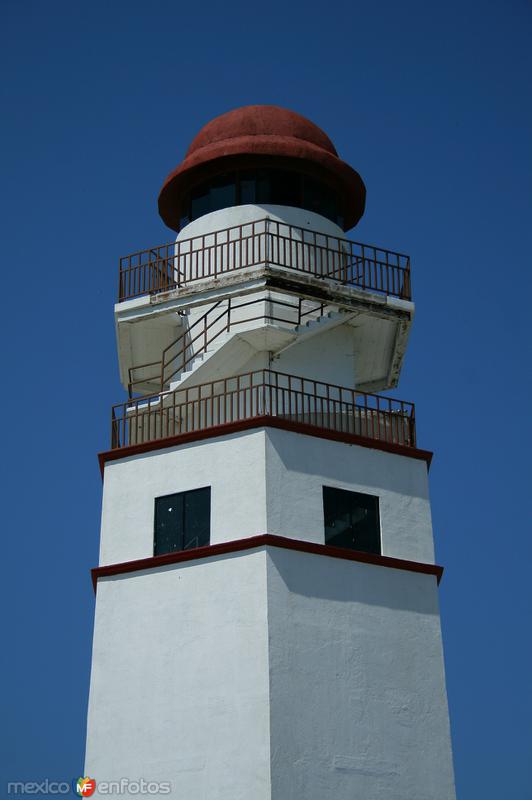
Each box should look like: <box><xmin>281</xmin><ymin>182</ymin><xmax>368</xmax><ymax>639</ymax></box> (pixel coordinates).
<box><xmin>110</xmin><ymin>370</ymin><xmax>417</xmax><ymax>454</ymax></box>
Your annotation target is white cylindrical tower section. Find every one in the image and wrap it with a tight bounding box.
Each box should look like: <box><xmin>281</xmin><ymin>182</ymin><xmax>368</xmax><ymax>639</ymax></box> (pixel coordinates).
<box><xmin>173</xmin><ymin>204</ymin><xmax>349</xmax><ymax>284</ymax></box>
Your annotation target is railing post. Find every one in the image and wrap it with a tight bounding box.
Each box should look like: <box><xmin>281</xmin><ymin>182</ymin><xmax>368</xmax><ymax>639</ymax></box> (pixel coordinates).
<box><xmin>404</xmin><ymin>260</ymin><xmax>412</xmax><ymax>300</ymax></box>
<box><xmin>265</xmin><ymin>217</ymin><xmax>271</xmax><ymax>267</ymax></box>
<box><xmin>111</xmin><ymin>408</ymin><xmax>118</xmax><ymax>449</ymax></box>
<box><xmin>175</xmin><ymin>240</ymin><xmax>181</xmax><ymax>288</ymax></box>
<box><xmin>160</xmin><ymin>359</ymin><xmax>165</xmax><ymax>392</ymax></box>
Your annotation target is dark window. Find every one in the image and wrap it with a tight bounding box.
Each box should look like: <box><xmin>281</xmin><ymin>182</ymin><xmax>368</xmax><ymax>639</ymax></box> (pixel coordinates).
<box><xmin>154</xmin><ymin>487</ymin><xmax>211</xmax><ymax>556</ymax></box>
<box><xmin>209</xmin><ymin>174</ymin><xmax>236</xmax><ymax>212</ymax></box>
<box><xmin>323</xmin><ymin>486</ymin><xmax>380</xmax><ymax>555</ymax></box>
<box><xmin>254</xmin><ymin>169</ymin><xmax>271</xmax><ymax>204</ymax></box>
<box><xmin>190</xmin><ymin>185</ymin><xmax>211</xmax><ymax>221</ymax></box>
<box><xmin>269</xmin><ymin>169</ymin><xmax>301</xmax><ymax>207</ymax></box>
<box><xmin>303</xmin><ymin>176</ymin><xmax>340</xmax><ymax>224</ymax></box>
<box><xmin>180</xmin><ymin>168</ymin><xmax>343</xmax><ymax>229</ymax></box>
<box><xmin>240</xmin><ymin>171</ymin><xmax>257</xmax><ymax>204</ymax></box>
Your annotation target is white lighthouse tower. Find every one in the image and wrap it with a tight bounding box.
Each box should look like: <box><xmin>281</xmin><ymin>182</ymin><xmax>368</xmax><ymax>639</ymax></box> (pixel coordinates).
<box><xmin>85</xmin><ymin>105</ymin><xmax>456</xmax><ymax>799</ymax></box>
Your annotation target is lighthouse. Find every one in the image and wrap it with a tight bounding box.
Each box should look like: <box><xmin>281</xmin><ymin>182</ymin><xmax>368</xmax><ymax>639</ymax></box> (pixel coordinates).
<box><xmin>85</xmin><ymin>105</ymin><xmax>456</xmax><ymax>798</ymax></box>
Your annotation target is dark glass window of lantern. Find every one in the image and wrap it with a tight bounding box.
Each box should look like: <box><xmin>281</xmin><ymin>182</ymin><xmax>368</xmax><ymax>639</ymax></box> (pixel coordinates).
<box><xmin>190</xmin><ymin>184</ymin><xmax>211</xmax><ymax>221</ymax></box>
<box><xmin>304</xmin><ymin>176</ymin><xmax>337</xmax><ymax>223</ymax></box>
<box><xmin>180</xmin><ymin>168</ymin><xmax>344</xmax><ymax>229</ymax></box>
<box><xmin>269</xmin><ymin>169</ymin><xmax>301</xmax><ymax>206</ymax></box>
<box><xmin>254</xmin><ymin>169</ymin><xmax>271</xmax><ymax>204</ymax></box>
<box><xmin>240</xmin><ymin>171</ymin><xmax>257</xmax><ymax>204</ymax></box>
<box><xmin>209</xmin><ymin>174</ymin><xmax>237</xmax><ymax>213</ymax></box>
<box><xmin>323</xmin><ymin>486</ymin><xmax>380</xmax><ymax>555</ymax></box>
<box><xmin>154</xmin><ymin>487</ymin><xmax>211</xmax><ymax>556</ymax></box>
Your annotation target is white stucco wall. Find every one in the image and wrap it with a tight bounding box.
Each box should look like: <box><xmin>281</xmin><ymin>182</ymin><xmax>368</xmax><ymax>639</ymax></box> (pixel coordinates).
<box><xmin>85</xmin><ymin>549</ymin><xmax>271</xmax><ymax>799</ymax></box>
<box><xmin>266</xmin><ymin>547</ymin><xmax>456</xmax><ymax>800</ymax></box>
<box><xmin>99</xmin><ymin>430</ymin><xmax>267</xmax><ymax>566</ymax></box>
<box><xmin>99</xmin><ymin>427</ymin><xmax>434</xmax><ymax>567</ymax></box>
<box><xmin>85</xmin><ymin>546</ymin><xmax>455</xmax><ymax>799</ymax></box>
<box><xmin>264</xmin><ymin>428</ymin><xmax>435</xmax><ymax>564</ymax></box>
<box><xmin>177</xmin><ymin>204</ymin><xmax>345</xmax><ymax>243</ymax></box>
<box><xmin>274</xmin><ymin>321</ymin><xmax>357</xmax><ymax>387</ymax></box>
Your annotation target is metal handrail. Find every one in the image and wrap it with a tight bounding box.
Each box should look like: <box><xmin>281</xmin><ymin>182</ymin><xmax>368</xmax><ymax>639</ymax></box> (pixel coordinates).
<box><xmin>118</xmin><ymin>218</ymin><xmax>411</xmax><ymax>302</ymax></box>
<box><xmin>112</xmin><ymin>369</ymin><xmax>416</xmax><ymax>451</ymax></box>
<box><xmin>127</xmin><ymin>295</ymin><xmax>329</xmax><ymax>397</ymax></box>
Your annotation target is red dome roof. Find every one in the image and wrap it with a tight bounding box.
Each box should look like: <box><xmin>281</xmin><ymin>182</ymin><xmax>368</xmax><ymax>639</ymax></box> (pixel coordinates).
<box><xmin>158</xmin><ymin>105</ymin><xmax>366</xmax><ymax>231</ymax></box>
<box><xmin>185</xmin><ymin>105</ymin><xmax>339</xmax><ymax>159</ymax></box>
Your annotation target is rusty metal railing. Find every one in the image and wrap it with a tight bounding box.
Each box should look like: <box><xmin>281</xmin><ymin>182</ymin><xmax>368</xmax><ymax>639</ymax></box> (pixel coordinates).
<box><xmin>111</xmin><ymin>370</ymin><xmax>416</xmax><ymax>451</ymax></box>
<box><xmin>118</xmin><ymin>218</ymin><xmax>411</xmax><ymax>303</ymax></box>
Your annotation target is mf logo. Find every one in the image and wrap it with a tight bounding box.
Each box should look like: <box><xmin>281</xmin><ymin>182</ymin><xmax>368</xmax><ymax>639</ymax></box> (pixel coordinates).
<box><xmin>74</xmin><ymin>777</ymin><xmax>96</xmax><ymax>797</ymax></box>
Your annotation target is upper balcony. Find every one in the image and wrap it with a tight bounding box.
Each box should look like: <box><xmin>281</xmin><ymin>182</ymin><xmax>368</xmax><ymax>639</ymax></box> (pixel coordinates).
<box><xmin>117</xmin><ymin>218</ymin><xmax>411</xmax><ymax>305</ymax></box>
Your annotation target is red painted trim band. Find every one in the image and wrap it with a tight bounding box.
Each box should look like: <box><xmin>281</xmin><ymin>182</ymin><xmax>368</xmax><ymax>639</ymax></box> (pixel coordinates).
<box><xmin>98</xmin><ymin>417</ymin><xmax>433</xmax><ymax>477</ymax></box>
<box><xmin>91</xmin><ymin>533</ymin><xmax>443</xmax><ymax>593</ymax></box>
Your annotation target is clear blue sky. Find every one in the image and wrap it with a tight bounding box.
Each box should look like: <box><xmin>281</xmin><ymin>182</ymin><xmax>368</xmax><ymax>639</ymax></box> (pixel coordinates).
<box><xmin>1</xmin><ymin>1</ymin><xmax>531</xmax><ymax>797</ymax></box>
